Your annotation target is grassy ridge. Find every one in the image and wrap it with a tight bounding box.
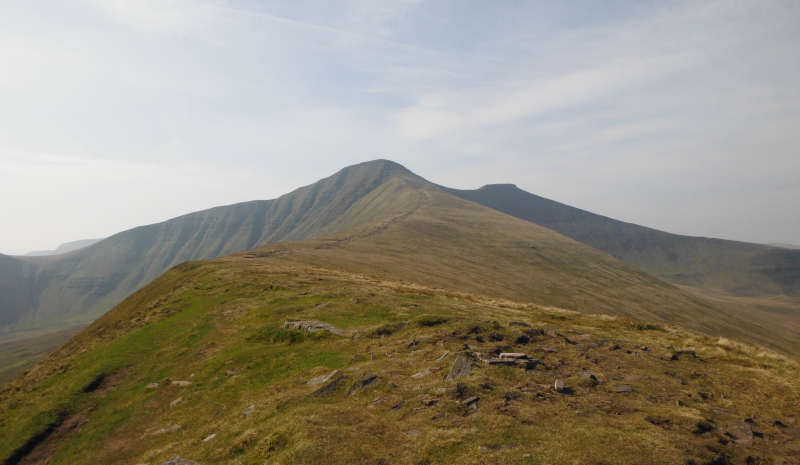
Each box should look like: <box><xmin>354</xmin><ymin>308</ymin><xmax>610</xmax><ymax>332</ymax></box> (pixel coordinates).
<box><xmin>1</xmin><ymin>261</ymin><xmax>798</xmax><ymax>464</ymax></box>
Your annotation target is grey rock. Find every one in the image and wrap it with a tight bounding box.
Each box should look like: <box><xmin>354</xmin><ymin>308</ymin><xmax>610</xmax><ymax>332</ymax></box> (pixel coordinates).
<box><xmin>509</xmin><ymin>321</ymin><xmax>531</xmax><ymax>328</ymax></box>
<box><xmin>161</xmin><ymin>456</ymin><xmax>202</xmax><ymax>465</ymax></box>
<box><xmin>171</xmin><ymin>380</ymin><xmax>192</xmax><ymax>387</ymax></box>
<box><xmin>202</xmin><ymin>433</ymin><xmax>216</xmax><ymax>442</ymax></box>
<box><xmin>311</xmin><ymin>375</ymin><xmax>348</xmax><ymax>396</ymax></box>
<box><xmin>462</xmin><ymin>396</ymin><xmax>480</xmax><ymax>406</ymax></box>
<box><xmin>243</xmin><ymin>405</ymin><xmax>255</xmax><ymax>416</ymax></box>
<box><xmin>435</xmin><ymin>352</ymin><xmax>449</xmax><ymax>361</ymax></box>
<box><xmin>406</xmin><ymin>429</ymin><xmax>420</xmax><ymax>436</ymax></box>
<box><xmin>411</xmin><ymin>369</ymin><xmax>432</xmax><ymax>378</ymax></box>
<box><xmin>347</xmin><ymin>372</ymin><xmax>382</xmax><ymax>396</ymax></box>
<box><xmin>489</xmin><ymin>332</ymin><xmax>504</xmax><ymax>342</ymax></box>
<box><xmin>283</xmin><ymin>320</ymin><xmax>344</xmax><ymax>335</ymax></box>
<box><xmin>307</xmin><ymin>370</ymin><xmax>340</xmax><ymax>386</ymax></box>
<box><xmin>145</xmin><ymin>382</ymin><xmax>160</xmax><ymax>389</ymax></box>
<box><xmin>544</xmin><ymin>328</ymin><xmax>557</xmax><ymax>337</ymax></box>
<box><xmin>614</xmin><ymin>384</ymin><xmax>634</xmax><ymax>393</ymax></box>
<box><xmin>169</xmin><ymin>397</ymin><xmax>183</xmax><ymax>407</ymax></box>
<box><xmin>554</xmin><ymin>379</ymin><xmax>565</xmax><ymax>392</ymax></box>
<box><xmin>579</xmin><ymin>371</ymin><xmax>599</xmax><ymax>381</ymax></box>
<box><xmin>499</xmin><ymin>353</ymin><xmax>530</xmax><ymax>359</ymax></box>
<box><xmin>445</xmin><ymin>355</ymin><xmax>472</xmax><ymax>380</ymax></box>
<box><xmin>671</xmin><ymin>350</ymin><xmax>698</xmax><ymax>361</ymax></box>
<box><xmin>727</xmin><ymin>421</ymin><xmax>753</xmax><ymax>444</ymax></box>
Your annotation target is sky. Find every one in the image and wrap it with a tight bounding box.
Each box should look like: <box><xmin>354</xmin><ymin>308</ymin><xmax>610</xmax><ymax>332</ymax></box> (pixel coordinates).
<box><xmin>1</xmin><ymin>0</ymin><xmax>799</xmax><ymax>255</ymax></box>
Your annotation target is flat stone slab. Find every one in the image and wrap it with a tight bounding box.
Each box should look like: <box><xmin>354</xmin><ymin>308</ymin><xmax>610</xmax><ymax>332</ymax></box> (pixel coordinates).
<box><xmin>499</xmin><ymin>353</ymin><xmax>530</xmax><ymax>359</ymax></box>
<box><xmin>727</xmin><ymin>421</ymin><xmax>754</xmax><ymax>444</ymax></box>
<box><xmin>445</xmin><ymin>355</ymin><xmax>472</xmax><ymax>380</ymax></box>
<box><xmin>283</xmin><ymin>320</ymin><xmax>344</xmax><ymax>335</ymax></box>
<box><xmin>614</xmin><ymin>384</ymin><xmax>634</xmax><ymax>393</ymax></box>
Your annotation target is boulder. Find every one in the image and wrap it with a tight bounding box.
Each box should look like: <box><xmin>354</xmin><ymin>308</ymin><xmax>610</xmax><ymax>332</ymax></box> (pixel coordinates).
<box><xmin>311</xmin><ymin>375</ymin><xmax>348</xmax><ymax>396</ymax></box>
<box><xmin>444</xmin><ymin>355</ymin><xmax>472</xmax><ymax>380</ymax></box>
<box><xmin>283</xmin><ymin>320</ymin><xmax>344</xmax><ymax>335</ymax></box>
<box><xmin>554</xmin><ymin>379</ymin><xmax>565</xmax><ymax>392</ymax></box>
<box><xmin>347</xmin><ymin>372</ymin><xmax>382</xmax><ymax>396</ymax></box>
<box><xmin>727</xmin><ymin>421</ymin><xmax>754</xmax><ymax>444</ymax></box>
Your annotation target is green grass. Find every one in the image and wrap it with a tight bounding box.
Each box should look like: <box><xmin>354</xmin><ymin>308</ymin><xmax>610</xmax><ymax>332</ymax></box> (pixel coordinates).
<box><xmin>1</xmin><ymin>261</ymin><xmax>799</xmax><ymax>464</ymax></box>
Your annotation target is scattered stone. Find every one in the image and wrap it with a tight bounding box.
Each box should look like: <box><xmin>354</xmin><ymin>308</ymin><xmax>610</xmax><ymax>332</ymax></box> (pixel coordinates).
<box><xmin>170</xmin><ymin>397</ymin><xmax>183</xmax><ymax>407</ymax></box>
<box><xmin>307</xmin><ymin>370</ymin><xmax>340</xmax><ymax>386</ymax></box>
<box><xmin>775</xmin><ymin>420</ymin><xmax>787</xmax><ymax>427</ymax></box>
<box><xmin>615</xmin><ymin>384</ymin><xmax>634</xmax><ymax>393</ymax></box>
<box><xmin>504</xmin><ymin>391</ymin><xmax>521</xmax><ymax>403</ymax></box>
<box><xmin>462</xmin><ymin>396</ymin><xmax>480</xmax><ymax>406</ymax></box>
<box><xmin>523</xmin><ymin>453</ymin><xmax>532</xmax><ymax>458</ymax></box>
<box><xmin>516</xmin><ymin>335</ymin><xmax>531</xmax><ymax>344</ymax></box>
<box><xmin>161</xmin><ymin>456</ymin><xmax>201</xmax><ymax>465</ymax></box>
<box><xmin>313</xmin><ymin>302</ymin><xmax>330</xmax><ymax>309</ymax></box>
<box><xmin>578</xmin><ymin>371</ymin><xmax>599</xmax><ymax>381</ymax></box>
<box><xmin>641</xmin><ymin>346</ymin><xmax>649</xmax><ymax>351</ymax></box>
<box><xmin>544</xmin><ymin>328</ymin><xmax>557</xmax><ymax>337</ymax></box>
<box><xmin>489</xmin><ymin>332</ymin><xmax>504</xmax><ymax>342</ymax></box>
<box><xmin>509</xmin><ymin>321</ymin><xmax>531</xmax><ymax>328</ymax></box>
<box><xmin>411</xmin><ymin>369</ymin><xmax>432</xmax><ymax>378</ymax></box>
<box><xmin>202</xmin><ymin>433</ymin><xmax>216</xmax><ymax>442</ymax></box>
<box><xmin>435</xmin><ymin>352</ymin><xmax>449</xmax><ymax>361</ymax></box>
<box><xmin>543</xmin><ymin>347</ymin><xmax>558</xmax><ymax>353</ymax></box>
<box><xmin>445</xmin><ymin>355</ymin><xmax>473</xmax><ymax>380</ymax></box>
<box><xmin>347</xmin><ymin>372</ymin><xmax>382</xmax><ymax>396</ymax></box>
<box><xmin>145</xmin><ymin>382</ymin><xmax>159</xmax><ymax>389</ymax></box>
<box><xmin>406</xmin><ymin>430</ymin><xmax>420</xmax><ymax>436</ymax></box>
<box><xmin>727</xmin><ymin>421</ymin><xmax>754</xmax><ymax>444</ymax></box>
<box><xmin>587</xmin><ymin>341</ymin><xmax>608</xmax><ymax>349</ymax></box>
<box><xmin>171</xmin><ymin>380</ymin><xmax>192</xmax><ymax>387</ymax></box>
<box><xmin>282</xmin><ymin>320</ymin><xmax>344</xmax><ymax>335</ymax></box>
<box><xmin>609</xmin><ymin>344</ymin><xmax>622</xmax><ymax>351</ymax></box>
<box><xmin>225</xmin><ymin>369</ymin><xmax>239</xmax><ymax>376</ymax></box>
<box><xmin>243</xmin><ymin>405</ymin><xmax>255</xmax><ymax>417</ymax></box>
<box><xmin>421</xmin><ymin>399</ymin><xmax>439</xmax><ymax>406</ymax></box>
<box><xmin>431</xmin><ymin>412</ymin><xmax>445</xmax><ymax>420</ymax></box>
<box><xmin>554</xmin><ymin>379</ymin><xmax>565</xmax><ymax>392</ymax></box>
<box><xmin>311</xmin><ymin>375</ymin><xmax>348</xmax><ymax>396</ymax></box>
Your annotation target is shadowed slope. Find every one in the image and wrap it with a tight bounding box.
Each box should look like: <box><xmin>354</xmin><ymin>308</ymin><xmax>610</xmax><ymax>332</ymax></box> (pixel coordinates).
<box><xmin>1</xmin><ymin>160</ymin><xmax>419</xmax><ymax>341</ymax></box>
<box><xmin>234</xmin><ymin>184</ymin><xmax>799</xmax><ymax>355</ymax></box>
<box><xmin>443</xmin><ymin>184</ymin><xmax>800</xmax><ymax>298</ymax></box>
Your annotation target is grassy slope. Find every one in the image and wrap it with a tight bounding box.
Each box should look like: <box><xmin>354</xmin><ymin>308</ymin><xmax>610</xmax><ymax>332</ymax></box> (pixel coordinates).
<box><xmin>442</xmin><ymin>184</ymin><xmax>800</xmax><ymax>298</ymax></box>
<box><xmin>1</xmin><ymin>260</ymin><xmax>798</xmax><ymax>465</ymax></box>
<box><xmin>247</xmin><ymin>184</ymin><xmax>799</xmax><ymax>356</ymax></box>
<box><xmin>1</xmin><ymin>160</ymin><xmax>417</xmax><ymax>342</ymax></box>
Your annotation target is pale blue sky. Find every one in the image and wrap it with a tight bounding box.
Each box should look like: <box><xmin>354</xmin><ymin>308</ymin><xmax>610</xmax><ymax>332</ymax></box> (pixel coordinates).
<box><xmin>1</xmin><ymin>0</ymin><xmax>799</xmax><ymax>254</ymax></box>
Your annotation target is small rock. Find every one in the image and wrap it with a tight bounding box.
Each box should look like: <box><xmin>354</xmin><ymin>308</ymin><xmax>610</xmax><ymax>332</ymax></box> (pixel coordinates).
<box><xmin>347</xmin><ymin>372</ymin><xmax>382</xmax><ymax>396</ymax></box>
<box><xmin>615</xmin><ymin>384</ymin><xmax>634</xmax><ymax>393</ymax></box>
<box><xmin>145</xmin><ymin>382</ymin><xmax>159</xmax><ymax>389</ymax></box>
<box><xmin>671</xmin><ymin>350</ymin><xmax>698</xmax><ymax>361</ymax></box>
<box><xmin>390</xmin><ymin>400</ymin><xmax>404</xmax><ymax>410</ymax></box>
<box><xmin>170</xmin><ymin>397</ymin><xmax>183</xmax><ymax>407</ymax></box>
<box><xmin>523</xmin><ymin>454</ymin><xmax>532</xmax><ymax>458</ymax></box>
<box><xmin>311</xmin><ymin>375</ymin><xmax>348</xmax><ymax>396</ymax></box>
<box><xmin>421</xmin><ymin>399</ymin><xmax>439</xmax><ymax>406</ymax></box>
<box><xmin>444</xmin><ymin>355</ymin><xmax>472</xmax><ymax>380</ymax></box>
<box><xmin>171</xmin><ymin>380</ymin><xmax>192</xmax><ymax>387</ymax></box>
<box><xmin>462</xmin><ymin>396</ymin><xmax>480</xmax><ymax>406</ymax></box>
<box><xmin>283</xmin><ymin>320</ymin><xmax>344</xmax><ymax>335</ymax></box>
<box><xmin>544</xmin><ymin>328</ymin><xmax>557</xmax><ymax>337</ymax></box>
<box><xmin>775</xmin><ymin>420</ymin><xmax>787</xmax><ymax>427</ymax></box>
<box><xmin>243</xmin><ymin>405</ymin><xmax>255</xmax><ymax>416</ymax></box>
<box><xmin>406</xmin><ymin>430</ymin><xmax>420</xmax><ymax>436</ymax></box>
<box><xmin>161</xmin><ymin>456</ymin><xmax>201</xmax><ymax>465</ymax></box>
<box><xmin>489</xmin><ymin>332</ymin><xmax>504</xmax><ymax>342</ymax></box>
<box><xmin>499</xmin><ymin>353</ymin><xmax>530</xmax><ymax>359</ymax></box>
<box><xmin>411</xmin><ymin>369</ymin><xmax>432</xmax><ymax>378</ymax></box>
<box><xmin>578</xmin><ymin>371</ymin><xmax>599</xmax><ymax>381</ymax></box>
<box><xmin>435</xmin><ymin>352</ymin><xmax>449</xmax><ymax>361</ymax></box>
<box><xmin>727</xmin><ymin>421</ymin><xmax>753</xmax><ymax>444</ymax></box>
<box><xmin>147</xmin><ymin>424</ymin><xmax>182</xmax><ymax>437</ymax></box>
<box><xmin>641</xmin><ymin>346</ymin><xmax>649</xmax><ymax>351</ymax></box>
<box><xmin>509</xmin><ymin>321</ymin><xmax>531</xmax><ymax>328</ymax></box>
<box><xmin>431</xmin><ymin>412</ymin><xmax>445</xmax><ymax>420</ymax></box>
<box><xmin>609</xmin><ymin>344</ymin><xmax>622</xmax><ymax>351</ymax></box>
<box><xmin>202</xmin><ymin>433</ymin><xmax>216</xmax><ymax>442</ymax></box>
<box><xmin>307</xmin><ymin>370</ymin><xmax>340</xmax><ymax>386</ymax></box>
<box><xmin>554</xmin><ymin>379</ymin><xmax>565</xmax><ymax>392</ymax></box>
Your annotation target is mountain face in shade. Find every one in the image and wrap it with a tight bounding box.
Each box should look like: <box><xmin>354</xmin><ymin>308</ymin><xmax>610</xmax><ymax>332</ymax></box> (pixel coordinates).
<box><xmin>442</xmin><ymin>183</ymin><xmax>800</xmax><ymax>298</ymax></box>
<box><xmin>23</xmin><ymin>239</ymin><xmax>105</xmax><ymax>257</ymax></box>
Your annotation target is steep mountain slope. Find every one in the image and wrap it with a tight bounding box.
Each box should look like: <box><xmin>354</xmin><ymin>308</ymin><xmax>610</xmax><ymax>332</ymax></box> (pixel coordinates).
<box><xmin>1</xmin><ymin>161</ymin><xmax>418</xmax><ymax>341</ymax></box>
<box><xmin>1</xmin><ymin>260</ymin><xmax>798</xmax><ymax>465</ymax></box>
<box><xmin>443</xmin><ymin>184</ymin><xmax>800</xmax><ymax>298</ymax></box>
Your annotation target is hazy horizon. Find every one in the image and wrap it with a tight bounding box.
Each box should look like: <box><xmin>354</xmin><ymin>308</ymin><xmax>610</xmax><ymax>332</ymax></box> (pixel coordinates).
<box><xmin>2</xmin><ymin>1</ymin><xmax>799</xmax><ymax>255</ymax></box>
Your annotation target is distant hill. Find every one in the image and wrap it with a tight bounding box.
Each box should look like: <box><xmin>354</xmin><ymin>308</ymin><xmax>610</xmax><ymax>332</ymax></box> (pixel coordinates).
<box><xmin>443</xmin><ymin>184</ymin><xmax>800</xmax><ymax>298</ymax></box>
<box><xmin>22</xmin><ymin>239</ymin><xmax>104</xmax><ymax>257</ymax></box>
